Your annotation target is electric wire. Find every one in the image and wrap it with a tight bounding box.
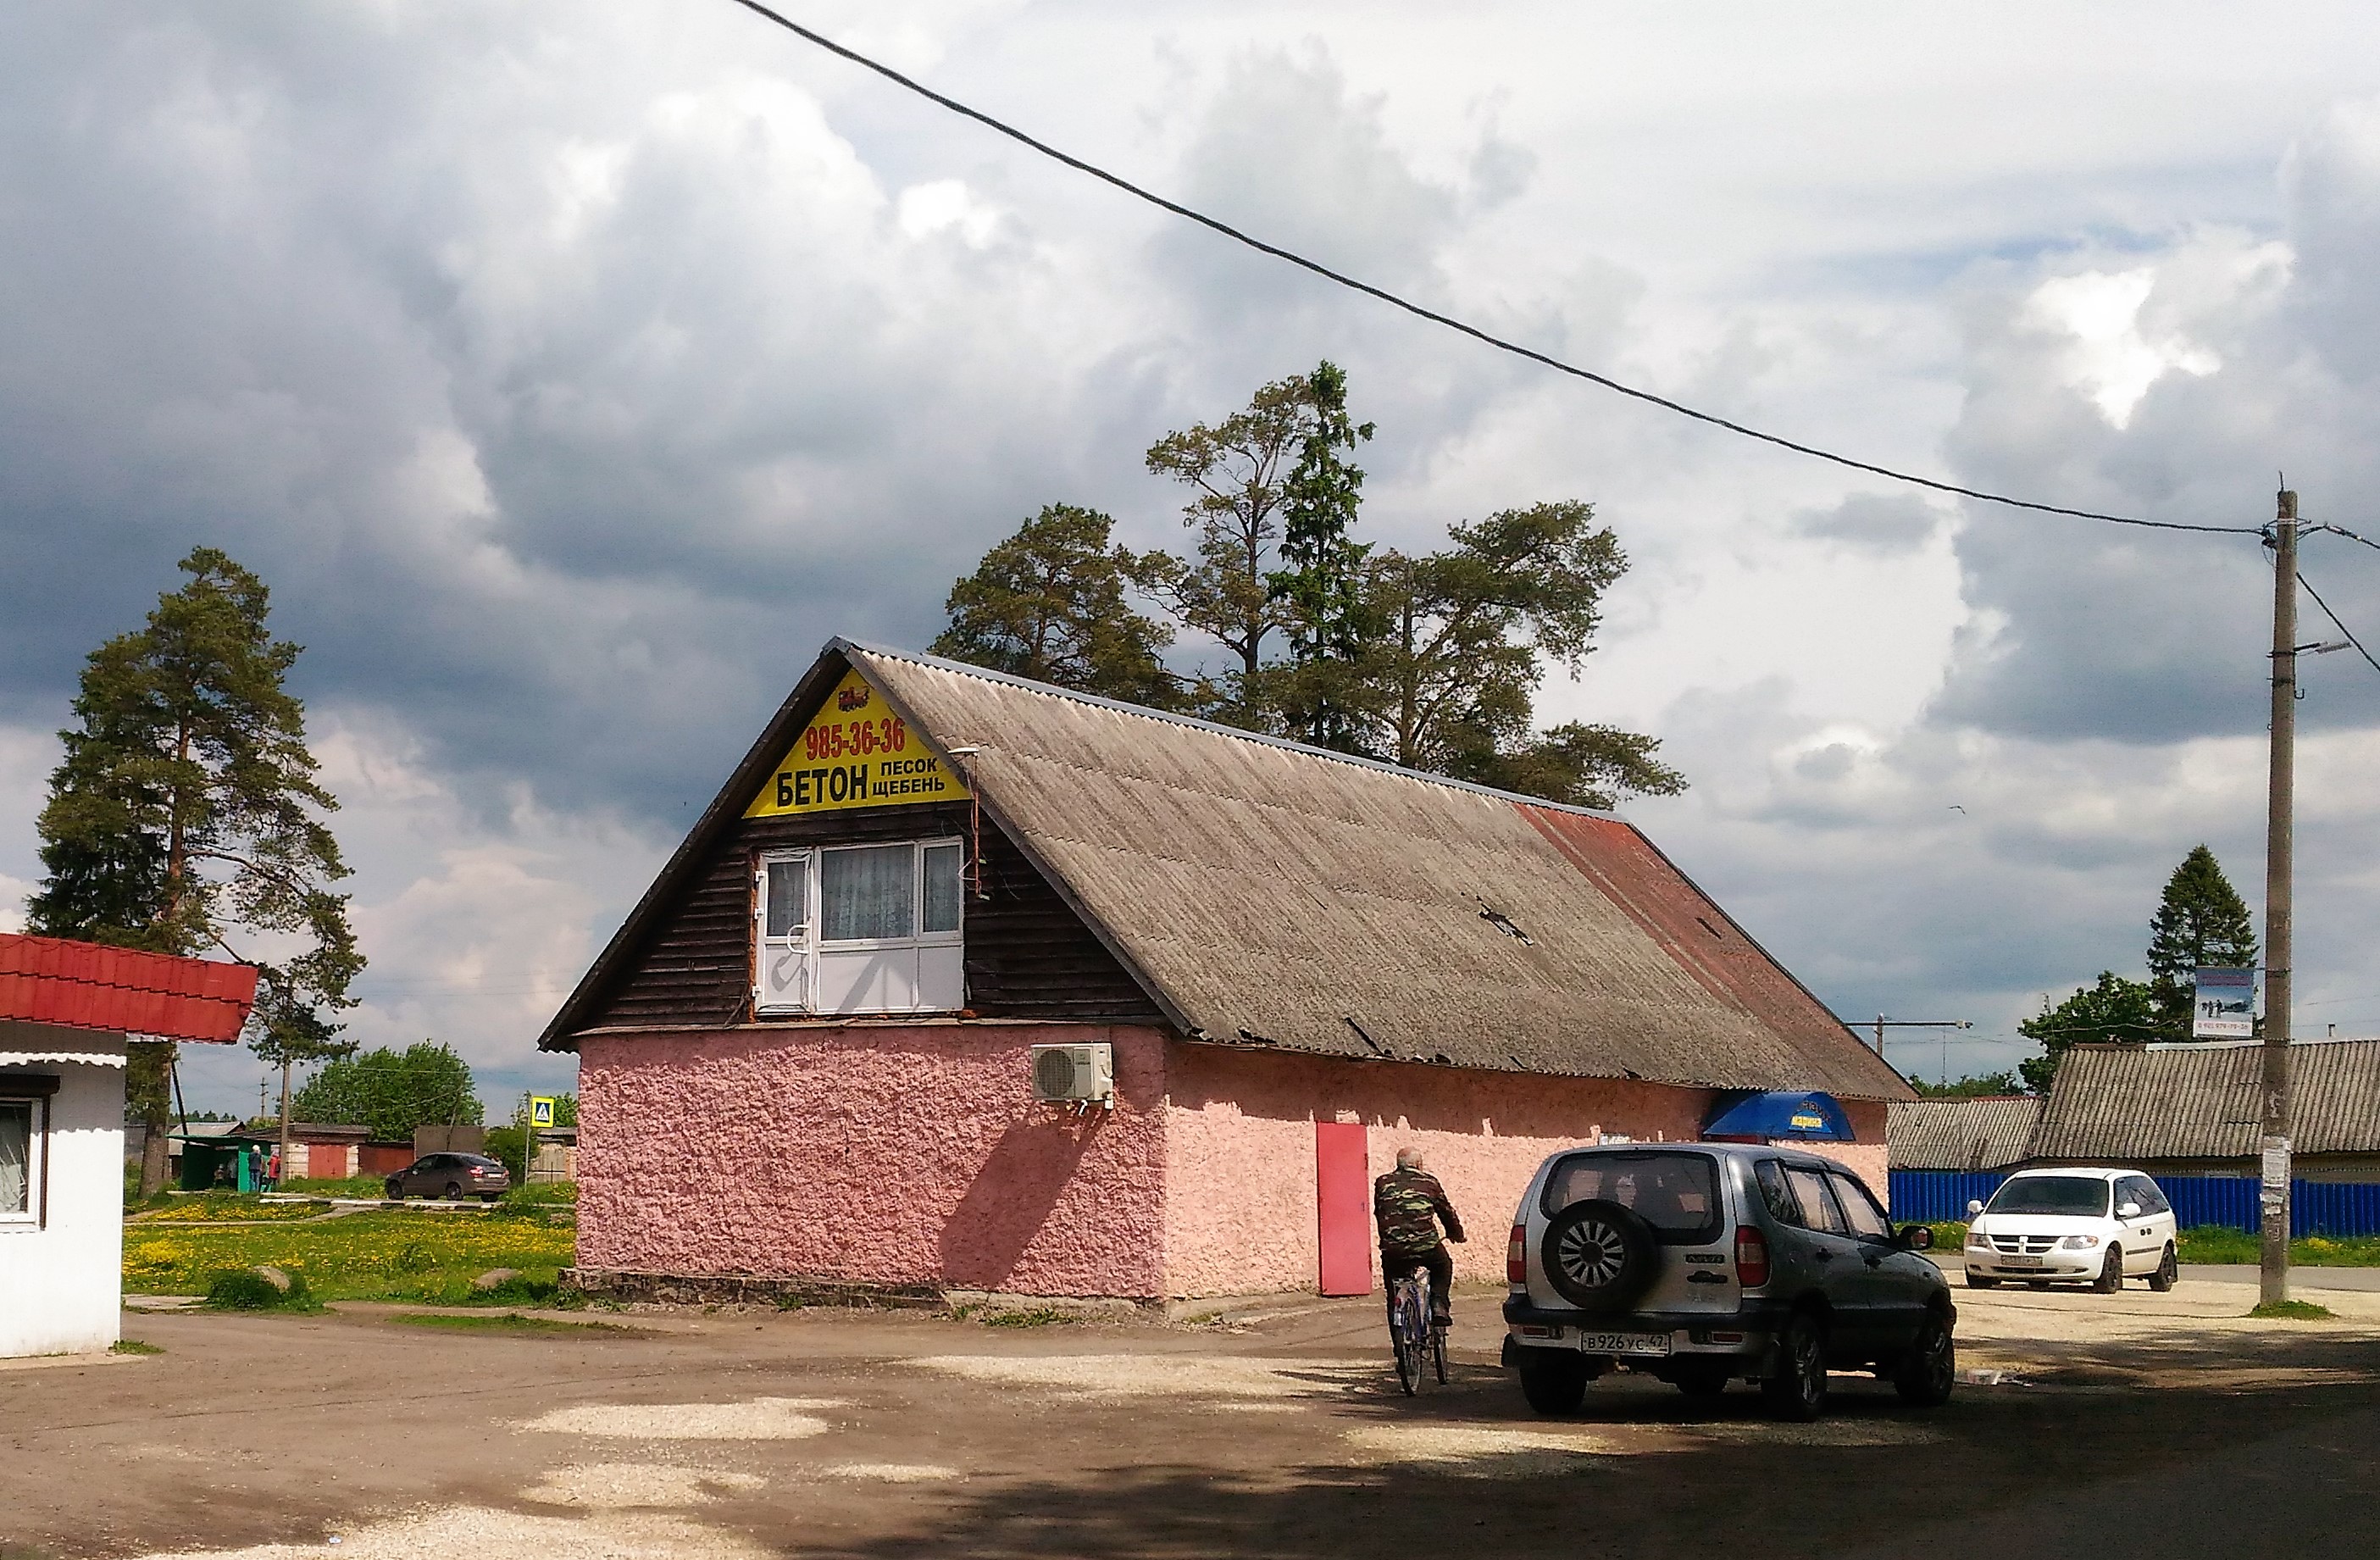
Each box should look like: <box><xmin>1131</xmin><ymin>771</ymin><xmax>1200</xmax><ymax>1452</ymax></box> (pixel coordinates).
<box><xmin>722</xmin><ymin>1</ymin><xmax>2261</xmax><ymax>538</ymax></box>
<box><xmin>2315</xmin><ymin>522</ymin><xmax>2380</xmax><ymax>557</ymax></box>
<box><xmin>2297</xmin><ymin>570</ymin><xmax>2380</xmax><ymax>676</ymax></box>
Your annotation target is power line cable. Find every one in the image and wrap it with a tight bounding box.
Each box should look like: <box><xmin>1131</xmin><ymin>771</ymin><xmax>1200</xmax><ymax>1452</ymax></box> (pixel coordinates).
<box><xmin>2314</xmin><ymin>522</ymin><xmax>2380</xmax><ymax>557</ymax></box>
<box><xmin>2297</xmin><ymin>569</ymin><xmax>2380</xmax><ymax>675</ymax></box>
<box><xmin>722</xmin><ymin>1</ymin><xmax>2261</xmax><ymax>539</ymax></box>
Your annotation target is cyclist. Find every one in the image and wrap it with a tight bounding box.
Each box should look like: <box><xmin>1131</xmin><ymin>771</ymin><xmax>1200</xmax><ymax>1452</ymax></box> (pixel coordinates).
<box><xmin>1374</xmin><ymin>1146</ymin><xmax>1466</xmax><ymax>1324</ymax></box>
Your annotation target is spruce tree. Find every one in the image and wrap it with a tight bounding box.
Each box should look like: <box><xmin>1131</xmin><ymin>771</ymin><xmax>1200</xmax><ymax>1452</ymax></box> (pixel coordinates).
<box><xmin>27</xmin><ymin>548</ymin><xmax>361</xmax><ymax>1192</ymax></box>
<box><xmin>2144</xmin><ymin>844</ymin><xmax>2257</xmax><ymax>1042</ymax></box>
<box><xmin>1266</xmin><ymin>360</ymin><xmax>1377</xmax><ymax>752</ymax></box>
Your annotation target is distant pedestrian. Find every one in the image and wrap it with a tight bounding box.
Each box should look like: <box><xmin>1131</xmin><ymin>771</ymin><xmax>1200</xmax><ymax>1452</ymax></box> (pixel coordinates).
<box><xmin>264</xmin><ymin>1150</ymin><xmax>280</xmax><ymax>1191</ymax></box>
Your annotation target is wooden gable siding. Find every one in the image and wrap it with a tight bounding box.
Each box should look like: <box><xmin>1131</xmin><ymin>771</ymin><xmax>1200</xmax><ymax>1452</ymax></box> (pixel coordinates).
<box><xmin>576</xmin><ymin>801</ymin><xmax>1164</xmax><ymax>1034</ymax></box>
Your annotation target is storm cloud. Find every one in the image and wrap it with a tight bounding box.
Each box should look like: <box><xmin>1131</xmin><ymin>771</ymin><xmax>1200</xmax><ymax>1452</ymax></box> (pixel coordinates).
<box><xmin>8</xmin><ymin>3</ymin><xmax>2380</xmax><ymax>1103</ymax></box>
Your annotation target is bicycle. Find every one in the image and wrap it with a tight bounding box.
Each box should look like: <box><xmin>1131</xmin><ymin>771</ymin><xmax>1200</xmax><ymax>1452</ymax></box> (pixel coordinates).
<box><xmin>1386</xmin><ymin>1262</ymin><xmax>1449</xmax><ymax>1395</ymax></box>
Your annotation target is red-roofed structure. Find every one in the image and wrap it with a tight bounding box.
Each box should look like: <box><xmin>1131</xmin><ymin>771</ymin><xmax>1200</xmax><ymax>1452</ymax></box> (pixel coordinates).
<box><xmin>0</xmin><ymin>931</ymin><xmax>257</xmax><ymax>1044</ymax></box>
<box><xmin>3</xmin><ymin>932</ymin><xmax>260</xmax><ymax>1357</ymax></box>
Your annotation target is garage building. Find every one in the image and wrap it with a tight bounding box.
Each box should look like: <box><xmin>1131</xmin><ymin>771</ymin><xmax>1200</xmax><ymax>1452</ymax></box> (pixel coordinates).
<box><xmin>542</xmin><ymin>641</ymin><xmax>1910</xmax><ymax>1303</ymax></box>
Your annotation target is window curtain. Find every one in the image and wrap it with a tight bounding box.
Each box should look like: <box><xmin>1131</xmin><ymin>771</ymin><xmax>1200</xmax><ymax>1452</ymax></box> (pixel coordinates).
<box><xmin>765</xmin><ymin>855</ymin><xmax>807</xmax><ymax>938</ymax></box>
<box><xmin>0</xmin><ymin>1102</ymin><xmax>29</xmax><ymax>1215</ymax></box>
<box><xmin>922</xmin><ymin>842</ymin><xmax>963</xmax><ymax>934</ymax></box>
<box><xmin>822</xmin><ymin>844</ymin><xmax>915</xmax><ymax>941</ymax></box>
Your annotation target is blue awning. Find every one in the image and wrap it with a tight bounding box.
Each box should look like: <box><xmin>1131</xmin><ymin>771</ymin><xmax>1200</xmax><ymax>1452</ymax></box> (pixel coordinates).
<box><xmin>1702</xmin><ymin>1091</ymin><xmax>1854</xmax><ymax>1142</ymax></box>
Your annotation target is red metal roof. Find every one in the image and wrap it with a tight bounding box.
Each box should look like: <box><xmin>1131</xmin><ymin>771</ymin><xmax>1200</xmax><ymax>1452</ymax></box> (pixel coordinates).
<box><xmin>0</xmin><ymin>931</ymin><xmax>258</xmax><ymax>1044</ymax></box>
<box><xmin>1515</xmin><ymin>806</ymin><xmax>1909</xmax><ymax>1099</ymax></box>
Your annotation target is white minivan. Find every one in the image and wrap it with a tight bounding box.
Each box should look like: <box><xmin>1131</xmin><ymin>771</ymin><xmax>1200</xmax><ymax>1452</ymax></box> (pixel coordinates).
<box><xmin>1961</xmin><ymin>1168</ymin><xmax>2180</xmax><ymax>1292</ymax></box>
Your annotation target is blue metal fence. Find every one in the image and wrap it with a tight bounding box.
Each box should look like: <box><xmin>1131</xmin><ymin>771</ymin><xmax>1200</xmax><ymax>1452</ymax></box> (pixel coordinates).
<box><xmin>1889</xmin><ymin>1170</ymin><xmax>2380</xmax><ymax>1237</ymax></box>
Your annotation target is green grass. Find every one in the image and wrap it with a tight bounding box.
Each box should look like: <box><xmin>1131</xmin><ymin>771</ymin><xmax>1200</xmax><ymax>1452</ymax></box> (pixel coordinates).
<box><xmin>977</xmin><ymin>1306</ymin><xmax>1077</xmax><ymax>1328</ymax></box>
<box><xmin>2176</xmin><ymin>1227</ymin><xmax>2380</xmax><ymax>1265</ymax></box>
<box><xmin>386</xmin><ymin>1311</ymin><xmax>631</xmax><ymax>1336</ymax></box>
<box><xmin>125</xmin><ymin>1207</ymin><xmax>574</xmax><ymax>1304</ymax></box>
<box><xmin>203</xmin><ymin>1269</ymin><xmax>323</xmax><ymax>1313</ymax></box>
<box><xmin>109</xmin><ymin>1339</ymin><xmax>163</xmax><ymax>1356</ymax></box>
<box><xmin>136</xmin><ymin>1194</ymin><xmax>331</xmax><ymax>1224</ymax></box>
<box><xmin>2249</xmin><ymin>1298</ymin><xmax>2336</xmax><ymax>1320</ymax></box>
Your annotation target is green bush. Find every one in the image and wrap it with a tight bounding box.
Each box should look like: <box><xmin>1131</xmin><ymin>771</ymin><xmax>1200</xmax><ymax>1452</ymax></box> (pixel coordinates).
<box><xmin>203</xmin><ymin>1269</ymin><xmax>320</xmax><ymax>1312</ymax></box>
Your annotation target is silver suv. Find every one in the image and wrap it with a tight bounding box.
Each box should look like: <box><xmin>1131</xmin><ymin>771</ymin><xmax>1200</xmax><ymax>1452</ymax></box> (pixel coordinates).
<box><xmin>1502</xmin><ymin>1143</ymin><xmax>1955</xmax><ymax>1420</ymax></box>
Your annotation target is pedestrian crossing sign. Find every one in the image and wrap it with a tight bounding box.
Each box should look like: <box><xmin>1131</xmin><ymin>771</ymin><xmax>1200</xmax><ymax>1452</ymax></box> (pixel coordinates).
<box><xmin>529</xmin><ymin>1096</ymin><xmax>557</xmax><ymax>1129</ymax></box>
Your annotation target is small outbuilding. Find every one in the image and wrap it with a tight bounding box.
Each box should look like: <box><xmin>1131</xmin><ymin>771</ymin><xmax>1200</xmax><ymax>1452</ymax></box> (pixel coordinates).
<box><xmin>2035</xmin><ymin>1039</ymin><xmax>2380</xmax><ymax>1180</ymax></box>
<box><xmin>541</xmin><ymin>641</ymin><xmax>1911</xmax><ymax>1304</ymax></box>
<box><xmin>1</xmin><ymin>931</ymin><xmax>256</xmax><ymax>1356</ymax></box>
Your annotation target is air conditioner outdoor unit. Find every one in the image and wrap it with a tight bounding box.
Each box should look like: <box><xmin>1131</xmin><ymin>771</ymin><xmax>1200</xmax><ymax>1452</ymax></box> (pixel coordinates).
<box><xmin>1031</xmin><ymin>1042</ymin><xmax>1114</xmax><ymax>1104</ymax></box>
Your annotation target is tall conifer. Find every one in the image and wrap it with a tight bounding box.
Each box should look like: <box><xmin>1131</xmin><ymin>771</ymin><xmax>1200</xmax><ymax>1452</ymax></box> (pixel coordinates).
<box><xmin>2144</xmin><ymin>844</ymin><xmax>2258</xmax><ymax>1042</ymax></box>
<box><xmin>28</xmin><ymin>548</ymin><xmax>360</xmax><ymax>1191</ymax></box>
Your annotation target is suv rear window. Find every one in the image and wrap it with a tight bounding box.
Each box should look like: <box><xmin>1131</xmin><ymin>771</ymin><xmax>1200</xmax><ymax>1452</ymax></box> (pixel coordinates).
<box><xmin>1540</xmin><ymin>1151</ymin><xmax>1723</xmax><ymax>1245</ymax></box>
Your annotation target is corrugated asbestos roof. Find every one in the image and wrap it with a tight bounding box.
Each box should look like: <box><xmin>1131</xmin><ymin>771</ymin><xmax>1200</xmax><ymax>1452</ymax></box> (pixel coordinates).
<box><xmin>1886</xmin><ymin>1096</ymin><xmax>2043</xmax><ymax>1170</ymax></box>
<box><xmin>2033</xmin><ymin>1040</ymin><xmax>2380</xmax><ymax>1160</ymax></box>
<box><xmin>541</xmin><ymin>641</ymin><xmax>1911</xmax><ymax>1101</ymax></box>
<box><xmin>0</xmin><ymin>931</ymin><xmax>257</xmax><ymax>1043</ymax></box>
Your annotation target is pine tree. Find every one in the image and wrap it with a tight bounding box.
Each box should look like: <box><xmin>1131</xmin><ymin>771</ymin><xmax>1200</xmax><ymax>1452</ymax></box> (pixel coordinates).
<box><xmin>932</xmin><ymin>504</ymin><xmax>1178</xmax><ymax>707</ymax></box>
<box><xmin>2144</xmin><ymin>845</ymin><xmax>2257</xmax><ymax>1042</ymax></box>
<box><xmin>26</xmin><ymin>548</ymin><xmax>361</xmax><ymax>1192</ymax></box>
<box><xmin>1140</xmin><ymin>366</ymin><xmax>1340</xmax><ymax>726</ymax></box>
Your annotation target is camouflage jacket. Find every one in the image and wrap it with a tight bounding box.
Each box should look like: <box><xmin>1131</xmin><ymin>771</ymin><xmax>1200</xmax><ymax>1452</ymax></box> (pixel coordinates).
<box><xmin>1373</xmin><ymin>1167</ymin><xmax>1465</xmax><ymax>1256</ymax></box>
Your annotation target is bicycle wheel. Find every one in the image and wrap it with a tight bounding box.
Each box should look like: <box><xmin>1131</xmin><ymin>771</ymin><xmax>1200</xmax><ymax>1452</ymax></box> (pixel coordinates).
<box><xmin>1392</xmin><ymin>1283</ymin><xmax>1423</xmax><ymax>1395</ymax></box>
<box><xmin>1432</xmin><ymin>1320</ymin><xmax>1448</xmax><ymax>1385</ymax></box>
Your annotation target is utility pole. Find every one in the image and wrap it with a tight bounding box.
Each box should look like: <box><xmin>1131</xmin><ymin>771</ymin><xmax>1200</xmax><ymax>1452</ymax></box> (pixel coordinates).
<box><xmin>2259</xmin><ymin>489</ymin><xmax>2299</xmax><ymax>1307</ymax></box>
<box><xmin>1863</xmin><ymin>1017</ymin><xmax>1973</xmax><ymax>1073</ymax></box>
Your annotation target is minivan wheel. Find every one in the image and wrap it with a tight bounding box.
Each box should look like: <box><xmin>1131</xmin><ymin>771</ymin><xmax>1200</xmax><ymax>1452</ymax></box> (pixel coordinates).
<box><xmin>1517</xmin><ymin>1351</ymin><xmax>1588</xmax><ymax>1415</ymax></box>
<box><xmin>1761</xmin><ymin>1313</ymin><xmax>1828</xmax><ymax>1422</ymax></box>
<box><xmin>1893</xmin><ymin>1314</ymin><xmax>1956</xmax><ymax>1407</ymax></box>
<box><xmin>2147</xmin><ymin>1243</ymin><xmax>2178</xmax><ymax>1293</ymax></box>
<box><xmin>2094</xmin><ymin>1247</ymin><xmax>2125</xmax><ymax>1294</ymax></box>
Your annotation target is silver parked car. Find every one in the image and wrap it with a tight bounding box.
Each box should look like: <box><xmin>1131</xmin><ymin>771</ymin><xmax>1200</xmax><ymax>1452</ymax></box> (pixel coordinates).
<box><xmin>1503</xmin><ymin>1142</ymin><xmax>1955</xmax><ymax>1420</ymax></box>
<box><xmin>385</xmin><ymin>1152</ymin><xmax>511</xmax><ymax>1202</ymax></box>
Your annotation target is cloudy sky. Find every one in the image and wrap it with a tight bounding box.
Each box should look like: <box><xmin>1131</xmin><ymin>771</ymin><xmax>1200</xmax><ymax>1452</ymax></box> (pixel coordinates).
<box><xmin>10</xmin><ymin>1</ymin><xmax>2380</xmax><ymax>1113</ymax></box>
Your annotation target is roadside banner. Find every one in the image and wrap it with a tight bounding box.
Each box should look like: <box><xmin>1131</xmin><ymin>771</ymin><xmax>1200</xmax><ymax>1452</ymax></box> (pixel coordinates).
<box><xmin>2192</xmin><ymin>967</ymin><xmax>2255</xmax><ymax>1040</ymax></box>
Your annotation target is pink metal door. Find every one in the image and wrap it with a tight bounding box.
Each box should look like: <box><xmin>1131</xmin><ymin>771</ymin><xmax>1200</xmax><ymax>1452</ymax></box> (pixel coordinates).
<box><xmin>1314</xmin><ymin>1120</ymin><xmax>1373</xmax><ymax>1296</ymax></box>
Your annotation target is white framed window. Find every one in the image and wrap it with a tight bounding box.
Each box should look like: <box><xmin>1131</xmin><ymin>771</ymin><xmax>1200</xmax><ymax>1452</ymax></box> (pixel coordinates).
<box><xmin>0</xmin><ymin>1087</ymin><xmax>49</xmax><ymax>1229</ymax></box>
<box><xmin>754</xmin><ymin>839</ymin><xmax>964</xmax><ymax>1016</ymax></box>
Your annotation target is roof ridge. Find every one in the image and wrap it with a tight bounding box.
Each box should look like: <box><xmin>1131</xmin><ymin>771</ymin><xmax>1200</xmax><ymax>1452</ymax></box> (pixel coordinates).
<box><xmin>832</xmin><ymin>637</ymin><xmax>1627</xmax><ymax>821</ymax></box>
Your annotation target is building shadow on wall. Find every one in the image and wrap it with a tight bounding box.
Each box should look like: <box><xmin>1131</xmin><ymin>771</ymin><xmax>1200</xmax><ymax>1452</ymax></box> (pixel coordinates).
<box><xmin>937</xmin><ymin>1117</ymin><xmax>1101</xmax><ymax>1289</ymax></box>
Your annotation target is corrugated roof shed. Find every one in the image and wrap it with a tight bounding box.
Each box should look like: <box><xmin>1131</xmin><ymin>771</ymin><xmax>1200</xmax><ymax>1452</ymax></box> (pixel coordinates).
<box><xmin>544</xmin><ymin>641</ymin><xmax>1911</xmax><ymax>1102</ymax></box>
<box><xmin>0</xmin><ymin>931</ymin><xmax>257</xmax><ymax>1044</ymax></box>
<box><xmin>1886</xmin><ymin>1096</ymin><xmax>2043</xmax><ymax>1170</ymax></box>
<box><xmin>2033</xmin><ymin>1040</ymin><xmax>2380</xmax><ymax>1160</ymax></box>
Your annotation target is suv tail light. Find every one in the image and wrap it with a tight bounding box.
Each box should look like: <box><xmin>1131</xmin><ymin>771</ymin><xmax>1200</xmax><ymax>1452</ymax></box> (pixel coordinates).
<box><xmin>1506</xmin><ymin>1223</ymin><xmax>1528</xmax><ymax>1285</ymax></box>
<box><xmin>1734</xmin><ymin>1225</ymin><xmax>1770</xmax><ymax>1289</ymax></box>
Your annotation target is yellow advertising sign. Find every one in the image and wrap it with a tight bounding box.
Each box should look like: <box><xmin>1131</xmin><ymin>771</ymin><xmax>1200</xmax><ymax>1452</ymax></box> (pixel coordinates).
<box><xmin>744</xmin><ymin>669</ymin><xmax>968</xmax><ymax>818</ymax></box>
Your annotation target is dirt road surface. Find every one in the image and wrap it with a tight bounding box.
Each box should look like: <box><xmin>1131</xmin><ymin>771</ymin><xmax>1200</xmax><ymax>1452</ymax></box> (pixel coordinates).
<box><xmin>8</xmin><ymin>1279</ymin><xmax>2379</xmax><ymax>1559</ymax></box>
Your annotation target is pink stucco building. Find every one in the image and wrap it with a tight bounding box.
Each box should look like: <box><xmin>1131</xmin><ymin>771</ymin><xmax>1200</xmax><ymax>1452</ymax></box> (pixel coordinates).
<box><xmin>545</xmin><ymin>642</ymin><xmax>1911</xmax><ymax>1303</ymax></box>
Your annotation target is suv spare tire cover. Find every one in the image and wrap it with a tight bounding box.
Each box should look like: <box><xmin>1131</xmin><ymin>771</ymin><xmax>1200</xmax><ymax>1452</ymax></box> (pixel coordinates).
<box><xmin>1541</xmin><ymin>1199</ymin><xmax>1661</xmax><ymax>1313</ymax></box>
